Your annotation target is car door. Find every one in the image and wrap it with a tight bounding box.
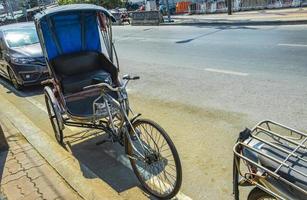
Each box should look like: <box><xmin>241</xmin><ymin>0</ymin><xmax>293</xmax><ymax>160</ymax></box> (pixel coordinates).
<box><xmin>0</xmin><ymin>32</ymin><xmax>6</xmax><ymax>76</ymax></box>
<box><xmin>0</xmin><ymin>32</ymin><xmax>9</xmax><ymax>79</ymax></box>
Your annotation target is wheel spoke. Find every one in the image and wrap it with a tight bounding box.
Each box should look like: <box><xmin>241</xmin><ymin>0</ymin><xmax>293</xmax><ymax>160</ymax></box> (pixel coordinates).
<box><xmin>128</xmin><ymin>120</ymin><xmax>181</xmax><ymax>199</ymax></box>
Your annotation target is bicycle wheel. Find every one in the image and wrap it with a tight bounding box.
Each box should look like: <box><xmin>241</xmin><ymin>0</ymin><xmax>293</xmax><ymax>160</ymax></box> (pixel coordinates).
<box><xmin>125</xmin><ymin>119</ymin><xmax>182</xmax><ymax>199</ymax></box>
<box><xmin>44</xmin><ymin>87</ymin><xmax>64</xmax><ymax>145</ymax></box>
<box><xmin>233</xmin><ymin>153</ymin><xmax>240</xmax><ymax>200</ymax></box>
<box><xmin>248</xmin><ymin>187</ymin><xmax>276</xmax><ymax>200</ymax></box>
<box><xmin>8</xmin><ymin>67</ymin><xmax>22</xmax><ymax>90</ymax></box>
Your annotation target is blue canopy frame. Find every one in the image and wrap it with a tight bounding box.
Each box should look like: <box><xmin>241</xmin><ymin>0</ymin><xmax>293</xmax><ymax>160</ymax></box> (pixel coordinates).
<box><xmin>34</xmin><ymin>4</ymin><xmax>115</xmax><ymax>61</ymax></box>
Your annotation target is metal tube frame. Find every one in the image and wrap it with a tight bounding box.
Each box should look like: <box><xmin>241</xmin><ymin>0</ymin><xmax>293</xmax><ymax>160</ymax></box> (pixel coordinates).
<box><xmin>233</xmin><ymin>120</ymin><xmax>307</xmax><ymax>199</ymax></box>
<box><xmin>62</xmin><ymin>87</ymin><xmax>146</xmax><ymax>160</ymax></box>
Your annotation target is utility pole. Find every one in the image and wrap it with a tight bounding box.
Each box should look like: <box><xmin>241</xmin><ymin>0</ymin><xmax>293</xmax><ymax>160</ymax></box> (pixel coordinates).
<box><xmin>165</xmin><ymin>0</ymin><xmax>171</xmax><ymax>22</ymax></box>
<box><xmin>22</xmin><ymin>1</ymin><xmax>28</xmax><ymax>22</ymax></box>
<box><xmin>6</xmin><ymin>0</ymin><xmax>15</xmax><ymax>20</ymax></box>
<box><xmin>37</xmin><ymin>0</ymin><xmax>41</xmax><ymax>9</ymax></box>
<box><xmin>227</xmin><ymin>0</ymin><xmax>232</xmax><ymax>15</ymax></box>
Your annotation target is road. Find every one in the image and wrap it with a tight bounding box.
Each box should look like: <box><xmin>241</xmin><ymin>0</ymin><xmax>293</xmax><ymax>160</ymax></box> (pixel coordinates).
<box><xmin>113</xmin><ymin>25</ymin><xmax>307</xmax><ymax>130</ymax></box>
<box><xmin>1</xmin><ymin>24</ymin><xmax>307</xmax><ymax>200</ymax></box>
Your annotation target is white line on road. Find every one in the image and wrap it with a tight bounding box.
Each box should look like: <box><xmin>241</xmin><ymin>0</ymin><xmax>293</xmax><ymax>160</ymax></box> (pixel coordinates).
<box><xmin>24</xmin><ymin>97</ymin><xmax>80</xmax><ymax>132</ymax></box>
<box><xmin>204</xmin><ymin>68</ymin><xmax>249</xmax><ymax>76</ymax></box>
<box><xmin>0</xmin><ymin>79</ymin><xmax>78</xmax><ymax>132</ymax></box>
<box><xmin>278</xmin><ymin>43</ymin><xmax>307</xmax><ymax>47</ymax></box>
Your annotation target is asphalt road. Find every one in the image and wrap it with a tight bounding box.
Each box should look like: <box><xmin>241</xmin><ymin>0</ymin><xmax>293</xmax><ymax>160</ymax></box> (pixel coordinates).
<box><xmin>1</xmin><ymin>24</ymin><xmax>307</xmax><ymax>200</ymax></box>
<box><xmin>113</xmin><ymin>25</ymin><xmax>307</xmax><ymax>130</ymax></box>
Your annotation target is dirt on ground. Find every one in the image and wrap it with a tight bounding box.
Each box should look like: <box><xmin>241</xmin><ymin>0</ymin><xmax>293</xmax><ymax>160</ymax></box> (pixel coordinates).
<box><xmin>129</xmin><ymin>94</ymin><xmax>252</xmax><ymax>199</ymax></box>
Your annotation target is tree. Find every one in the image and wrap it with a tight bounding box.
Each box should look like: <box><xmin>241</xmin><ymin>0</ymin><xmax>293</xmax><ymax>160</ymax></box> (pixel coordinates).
<box><xmin>58</xmin><ymin>0</ymin><xmax>123</xmax><ymax>8</ymax></box>
<box><xmin>27</xmin><ymin>0</ymin><xmax>37</xmax><ymax>7</ymax></box>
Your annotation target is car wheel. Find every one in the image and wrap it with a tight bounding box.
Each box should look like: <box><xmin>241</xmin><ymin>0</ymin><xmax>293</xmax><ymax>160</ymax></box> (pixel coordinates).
<box><xmin>8</xmin><ymin>67</ymin><xmax>22</xmax><ymax>90</ymax></box>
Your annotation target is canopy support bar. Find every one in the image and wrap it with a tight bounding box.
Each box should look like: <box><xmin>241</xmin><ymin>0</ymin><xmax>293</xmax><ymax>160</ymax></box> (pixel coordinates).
<box><xmin>81</xmin><ymin>12</ymin><xmax>86</xmax><ymax>51</ymax></box>
<box><xmin>47</xmin><ymin>16</ymin><xmax>63</xmax><ymax>55</ymax></box>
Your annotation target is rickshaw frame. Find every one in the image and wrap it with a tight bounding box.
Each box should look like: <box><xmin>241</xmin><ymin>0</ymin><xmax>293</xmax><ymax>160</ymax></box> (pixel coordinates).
<box><xmin>35</xmin><ymin>4</ymin><xmax>121</xmax><ymax>125</ymax></box>
<box><xmin>33</xmin><ymin>5</ymin><xmax>182</xmax><ymax>199</ymax></box>
<box><xmin>233</xmin><ymin>120</ymin><xmax>307</xmax><ymax>200</ymax></box>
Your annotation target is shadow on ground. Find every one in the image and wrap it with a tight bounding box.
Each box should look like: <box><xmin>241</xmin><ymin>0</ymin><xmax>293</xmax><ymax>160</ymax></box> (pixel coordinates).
<box><xmin>63</xmin><ymin>129</ymin><xmax>156</xmax><ymax>199</ymax></box>
<box><xmin>0</xmin><ymin>125</ymin><xmax>8</xmax><ymax>183</ymax></box>
<box><xmin>0</xmin><ymin>77</ymin><xmax>43</xmax><ymax>97</ymax></box>
<box><xmin>175</xmin><ymin>25</ymin><xmax>259</xmax><ymax>43</ymax></box>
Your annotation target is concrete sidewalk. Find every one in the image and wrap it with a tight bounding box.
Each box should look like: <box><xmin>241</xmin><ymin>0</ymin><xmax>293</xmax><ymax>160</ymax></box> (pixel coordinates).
<box><xmin>0</xmin><ymin>95</ymin><xmax>123</xmax><ymax>200</ymax></box>
<box><xmin>0</xmin><ymin>116</ymin><xmax>82</xmax><ymax>200</ymax></box>
<box><xmin>162</xmin><ymin>7</ymin><xmax>307</xmax><ymax>26</ymax></box>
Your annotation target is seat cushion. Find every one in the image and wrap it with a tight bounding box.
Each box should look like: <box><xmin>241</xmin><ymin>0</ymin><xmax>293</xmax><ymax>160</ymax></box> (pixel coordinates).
<box><xmin>66</xmin><ymin>91</ymin><xmax>118</xmax><ymax>118</ymax></box>
<box><xmin>50</xmin><ymin>51</ymin><xmax>119</xmax><ymax>94</ymax></box>
<box><xmin>258</xmin><ymin>143</ymin><xmax>307</xmax><ymax>191</ymax></box>
<box><xmin>61</xmin><ymin>69</ymin><xmax>112</xmax><ymax>94</ymax></box>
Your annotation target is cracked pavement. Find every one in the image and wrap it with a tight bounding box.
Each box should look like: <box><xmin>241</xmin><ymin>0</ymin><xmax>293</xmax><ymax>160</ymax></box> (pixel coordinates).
<box><xmin>0</xmin><ymin>116</ymin><xmax>82</xmax><ymax>200</ymax></box>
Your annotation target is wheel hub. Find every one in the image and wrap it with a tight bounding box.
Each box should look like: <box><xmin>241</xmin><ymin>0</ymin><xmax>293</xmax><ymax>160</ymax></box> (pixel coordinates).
<box><xmin>146</xmin><ymin>153</ymin><xmax>160</xmax><ymax>165</ymax></box>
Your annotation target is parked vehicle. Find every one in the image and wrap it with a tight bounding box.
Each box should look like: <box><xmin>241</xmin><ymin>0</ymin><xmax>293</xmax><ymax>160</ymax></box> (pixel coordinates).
<box><xmin>34</xmin><ymin>4</ymin><xmax>182</xmax><ymax>199</ymax></box>
<box><xmin>0</xmin><ymin>22</ymin><xmax>48</xmax><ymax>90</ymax></box>
<box><xmin>233</xmin><ymin>120</ymin><xmax>307</xmax><ymax>200</ymax></box>
<box><xmin>110</xmin><ymin>8</ymin><xmax>130</xmax><ymax>25</ymax></box>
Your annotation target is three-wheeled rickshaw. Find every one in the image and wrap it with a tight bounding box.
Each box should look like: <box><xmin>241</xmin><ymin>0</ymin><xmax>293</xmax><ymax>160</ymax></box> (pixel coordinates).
<box><xmin>34</xmin><ymin>4</ymin><xmax>182</xmax><ymax>199</ymax></box>
<box><xmin>233</xmin><ymin>120</ymin><xmax>307</xmax><ymax>200</ymax></box>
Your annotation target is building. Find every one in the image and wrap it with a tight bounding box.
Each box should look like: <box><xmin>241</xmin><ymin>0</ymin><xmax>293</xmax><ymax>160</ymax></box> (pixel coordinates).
<box><xmin>3</xmin><ymin>0</ymin><xmax>55</xmax><ymax>11</ymax></box>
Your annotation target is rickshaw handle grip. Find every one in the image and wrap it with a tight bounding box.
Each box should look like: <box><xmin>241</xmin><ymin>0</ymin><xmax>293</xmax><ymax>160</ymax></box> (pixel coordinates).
<box><xmin>83</xmin><ymin>82</ymin><xmax>119</xmax><ymax>92</ymax></box>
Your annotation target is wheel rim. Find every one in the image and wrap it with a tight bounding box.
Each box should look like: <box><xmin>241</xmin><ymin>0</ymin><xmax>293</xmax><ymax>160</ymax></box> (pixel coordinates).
<box><xmin>131</xmin><ymin>122</ymin><xmax>179</xmax><ymax>198</ymax></box>
<box><xmin>9</xmin><ymin>69</ymin><xmax>19</xmax><ymax>89</ymax></box>
<box><xmin>45</xmin><ymin>94</ymin><xmax>62</xmax><ymax>143</ymax></box>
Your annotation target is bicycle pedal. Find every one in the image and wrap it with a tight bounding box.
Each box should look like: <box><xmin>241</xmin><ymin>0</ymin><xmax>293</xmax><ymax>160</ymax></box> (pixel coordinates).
<box><xmin>131</xmin><ymin>135</ymin><xmax>138</xmax><ymax>141</ymax></box>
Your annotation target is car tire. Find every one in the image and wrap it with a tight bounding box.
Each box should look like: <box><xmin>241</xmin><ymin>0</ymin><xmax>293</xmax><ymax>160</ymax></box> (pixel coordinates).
<box><xmin>8</xmin><ymin>67</ymin><xmax>22</xmax><ymax>90</ymax></box>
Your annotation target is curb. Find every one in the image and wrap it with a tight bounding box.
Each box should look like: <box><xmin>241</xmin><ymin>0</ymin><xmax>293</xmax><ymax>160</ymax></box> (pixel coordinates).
<box><xmin>0</xmin><ymin>97</ymin><xmax>122</xmax><ymax>200</ymax></box>
<box><xmin>0</xmin><ymin>125</ymin><xmax>8</xmax><ymax>152</ymax></box>
<box><xmin>160</xmin><ymin>19</ymin><xmax>307</xmax><ymax>26</ymax></box>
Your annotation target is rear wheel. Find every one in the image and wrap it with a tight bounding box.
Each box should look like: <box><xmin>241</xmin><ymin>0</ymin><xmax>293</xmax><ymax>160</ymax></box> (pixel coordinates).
<box><xmin>44</xmin><ymin>89</ymin><xmax>64</xmax><ymax>145</ymax></box>
<box><xmin>8</xmin><ymin>68</ymin><xmax>22</xmax><ymax>90</ymax></box>
<box><xmin>233</xmin><ymin>156</ymin><xmax>240</xmax><ymax>200</ymax></box>
<box><xmin>248</xmin><ymin>187</ymin><xmax>276</xmax><ymax>200</ymax></box>
<box><xmin>125</xmin><ymin>119</ymin><xmax>182</xmax><ymax>199</ymax></box>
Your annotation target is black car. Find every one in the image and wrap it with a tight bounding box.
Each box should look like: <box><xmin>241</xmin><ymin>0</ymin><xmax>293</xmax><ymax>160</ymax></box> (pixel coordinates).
<box><xmin>0</xmin><ymin>22</ymin><xmax>48</xmax><ymax>90</ymax></box>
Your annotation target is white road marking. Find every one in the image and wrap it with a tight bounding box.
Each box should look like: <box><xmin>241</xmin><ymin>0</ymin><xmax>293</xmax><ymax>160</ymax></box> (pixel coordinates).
<box><xmin>278</xmin><ymin>43</ymin><xmax>307</xmax><ymax>47</ymax></box>
<box><xmin>0</xmin><ymin>79</ymin><xmax>78</xmax><ymax>132</ymax></box>
<box><xmin>204</xmin><ymin>68</ymin><xmax>249</xmax><ymax>76</ymax></box>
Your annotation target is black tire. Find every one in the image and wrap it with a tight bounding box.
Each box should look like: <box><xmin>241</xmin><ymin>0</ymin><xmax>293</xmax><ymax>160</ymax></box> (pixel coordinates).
<box><xmin>233</xmin><ymin>155</ymin><xmax>240</xmax><ymax>200</ymax></box>
<box><xmin>44</xmin><ymin>92</ymin><xmax>64</xmax><ymax>145</ymax></box>
<box><xmin>8</xmin><ymin>67</ymin><xmax>22</xmax><ymax>90</ymax></box>
<box><xmin>125</xmin><ymin>119</ymin><xmax>182</xmax><ymax>199</ymax></box>
<box><xmin>248</xmin><ymin>187</ymin><xmax>276</xmax><ymax>200</ymax></box>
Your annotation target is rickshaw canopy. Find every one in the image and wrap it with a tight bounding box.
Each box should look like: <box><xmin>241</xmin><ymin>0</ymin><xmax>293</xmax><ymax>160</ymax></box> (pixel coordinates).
<box><xmin>34</xmin><ymin>4</ymin><xmax>115</xmax><ymax>60</ymax></box>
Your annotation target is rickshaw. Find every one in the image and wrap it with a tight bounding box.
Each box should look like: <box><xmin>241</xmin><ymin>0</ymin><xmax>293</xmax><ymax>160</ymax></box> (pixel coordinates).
<box><xmin>34</xmin><ymin>4</ymin><xmax>182</xmax><ymax>199</ymax></box>
<box><xmin>233</xmin><ymin>120</ymin><xmax>307</xmax><ymax>200</ymax></box>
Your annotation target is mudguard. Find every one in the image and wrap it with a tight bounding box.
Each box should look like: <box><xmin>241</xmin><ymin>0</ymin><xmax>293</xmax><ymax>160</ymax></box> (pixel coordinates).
<box><xmin>44</xmin><ymin>86</ymin><xmax>64</xmax><ymax>131</ymax></box>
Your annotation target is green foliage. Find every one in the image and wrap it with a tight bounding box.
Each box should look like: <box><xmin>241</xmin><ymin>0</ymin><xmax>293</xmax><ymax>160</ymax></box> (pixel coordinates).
<box><xmin>58</xmin><ymin>0</ymin><xmax>124</xmax><ymax>8</ymax></box>
<box><xmin>28</xmin><ymin>0</ymin><xmax>39</xmax><ymax>7</ymax></box>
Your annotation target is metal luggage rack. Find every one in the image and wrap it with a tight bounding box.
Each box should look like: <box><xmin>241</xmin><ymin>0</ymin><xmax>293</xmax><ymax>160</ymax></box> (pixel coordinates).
<box><xmin>233</xmin><ymin>120</ymin><xmax>307</xmax><ymax>199</ymax></box>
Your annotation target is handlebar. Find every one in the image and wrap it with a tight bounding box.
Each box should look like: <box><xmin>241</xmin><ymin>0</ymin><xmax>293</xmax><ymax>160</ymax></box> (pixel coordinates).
<box><xmin>83</xmin><ymin>75</ymin><xmax>139</xmax><ymax>91</ymax></box>
<box><xmin>123</xmin><ymin>75</ymin><xmax>140</xmax><ymax>80</ymax></box>
<box><xmin>83</xmin><ymin>82</ymin><xmax>119</xmax><ymax>91</ymax></box>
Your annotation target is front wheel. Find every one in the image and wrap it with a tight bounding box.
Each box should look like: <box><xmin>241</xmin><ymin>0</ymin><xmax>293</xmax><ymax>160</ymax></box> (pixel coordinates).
<box><xmin>8</xmin><ymin>67</ymin><xmax>22</xmax><ymax>90</ymax></box>
<box><xmin>248</xmin><ymin>187</ymin><xmax>276</xmax><ymax>200</ymax></box>
<box><xmin>125</xmin><ymin>119</ymin><xmax>182</xmax><ymax>199</ymax></box>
